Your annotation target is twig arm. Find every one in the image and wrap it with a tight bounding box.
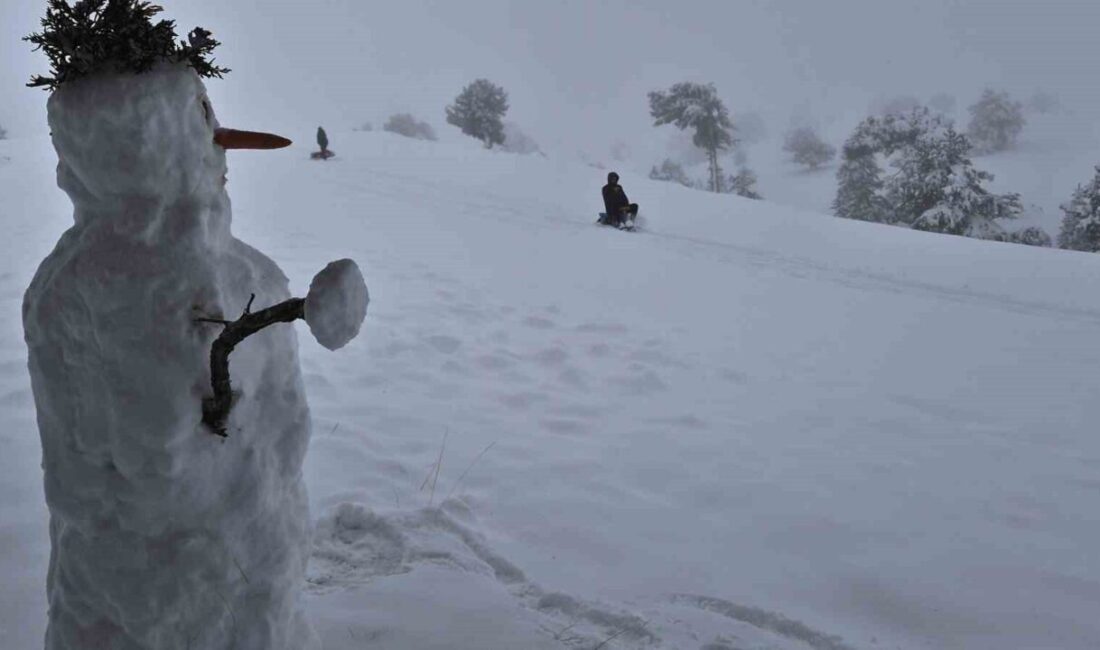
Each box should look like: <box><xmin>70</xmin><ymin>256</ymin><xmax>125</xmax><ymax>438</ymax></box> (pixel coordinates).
<box><xmin>199</xmin><ymin>297</ymin><xmax>305</xmax><ymax>436</ymax></box>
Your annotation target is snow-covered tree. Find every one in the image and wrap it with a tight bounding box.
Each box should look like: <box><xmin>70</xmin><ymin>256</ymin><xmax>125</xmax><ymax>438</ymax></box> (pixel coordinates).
<box><xmin>445</xmin><ymin>79</ymin><xmax>508</xmax><ymax>148</ymax></box>
<box><xmin>831</xmin><ymin>111</ymin><xmax>936</xmax><ymax>223</ymax></box>
<box><xmin>1009</xmin><ymin>226</ymin><xmax>1052</xmax><ymax>248</ymax></box>
<box><xmin>833</xmin><ymin>149</ymin><xmax>889</xmax><ymax>223</ymax></box>
<box><xmin>783</xmin><ymin>126</ymin><xmax>836</xmax><ymax>170</ymax></box>
<box><xmin>649</xmin><ymin>82</ymin><xmax>734</xmax><ymax>193</ymax></box>
<box><xmin>1057</xmin><ymin>166</ymin><xmax>1100</xmax><ymax>252</ymax></box>
<box><xmin>833</xmin><ymin>109</ymin><xmax>1019</xmax><ymax>239</ymax></box>
<box><xmin>649</xmin><ymin>158</ymin><xmax>694</xmax><ymax>188</ymax></box>
<box><xmin>501</xmin><ymin>122</ymin><xmax>541</xmax><ymax>154</ymax></box>
<box><xmin>384</xmin><ymin>113</ymin><xmax>437</xmax><ymax>141</ymax></box>
<box><xmin>896</xmin><ymin>128</ymin><xmax>1021</xmax><ymax>238</ymax></box>
<box><xmin>728</xmin><ymin>167</ymin><xmax>762</xmax><ymax>200</ymax></box>
<box><xmin>967</xmin><ymin>89</ymin><xmax>1025</xmax><ymax>154</ymax></box>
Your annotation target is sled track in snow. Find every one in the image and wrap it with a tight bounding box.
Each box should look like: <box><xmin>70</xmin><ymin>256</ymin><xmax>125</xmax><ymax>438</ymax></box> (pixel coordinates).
<box><xmin>318</xmin><ymin>169</ymin><xmax>1100</xmax><ymax>327</ymax></box>
<box><xmin>633</xmin><ymin>226</ymin><xmax>1100</xmax><ymax>326</ymax></box>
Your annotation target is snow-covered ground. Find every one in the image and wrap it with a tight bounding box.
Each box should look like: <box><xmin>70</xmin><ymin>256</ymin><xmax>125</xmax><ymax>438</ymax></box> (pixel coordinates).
<box><xmin>3</xmin><ymin>130</ymin><xmax>1100</xmax><ymax>649</ymax></box>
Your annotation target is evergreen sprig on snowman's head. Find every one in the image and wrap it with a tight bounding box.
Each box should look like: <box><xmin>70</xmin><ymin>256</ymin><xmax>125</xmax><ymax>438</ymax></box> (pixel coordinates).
<box><xmin>25</xmin><ymin>0</ymin><xmax>229</xmax><ymax>91</ymax></box>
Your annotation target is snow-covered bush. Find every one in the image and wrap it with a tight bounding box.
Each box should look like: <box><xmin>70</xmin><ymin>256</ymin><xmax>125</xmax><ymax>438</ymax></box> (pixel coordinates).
<box><xmin>1057</xmin><ymin>166</ymin><xmax>1100</xmax><ymax>252</ymax></box>
<box><xmin>967</xmin><ymin>89</ymin><xmax>1025</xmax><ymax>154</ymax></box>
<box><xmin>384</xmin><ymin>113</ymin><xmax>437</xmax><ymax>141</ymax></box>
<box><xmin>649</xmin><ymin>82</ymin><xmax>734</xmax><ymax>193</ymax></box>
<box><xmin>783</xmin><ymin>126</ymin><xmax>836</xmax><ymax>170</ymax></box>
<box><xmin>728</xmin><ymin>167</ymin><xmax>762</xmax><ymax>200</ymax></box>
<box><xmin>353</xmin><ymin>121</ymin><xmax>373</xmax><ymax>132</ymax></box>
<box><xmin>1009</xmin><ymin>226</ymin><xmax>1053</xmax><ymax>248</ymax></box>
<box><xmin>501</xmin><ymin>122</ymin><xmax>541</xmax><ymax>154</ymax></box>
<box><xmin>445</xmin><ymin>79</ymin><xmax>508</xmax><ymax>148</ymax></box>
<box><xmin>649</xmin><ymin>158</ymin><xmax>694</xmax><ymax>188</ymax></box>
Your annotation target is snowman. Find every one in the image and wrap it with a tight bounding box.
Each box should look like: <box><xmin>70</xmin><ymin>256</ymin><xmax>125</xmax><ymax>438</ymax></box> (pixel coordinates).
<box><xmin>22</xmin><ymin>3</ymin><xmax>366</xmax><ymax>649</ymax></box>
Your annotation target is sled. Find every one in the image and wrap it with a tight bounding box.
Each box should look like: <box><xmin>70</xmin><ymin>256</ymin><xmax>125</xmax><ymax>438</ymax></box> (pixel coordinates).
<box><xmin>310</xmin><ymin>150</ymin><xmax>336</xmax><ymax>160</ymax></box>
<box><xmin>597</xmin><ymin>212</ymin><xmax>637</xmax><ymax>231</ymax></box>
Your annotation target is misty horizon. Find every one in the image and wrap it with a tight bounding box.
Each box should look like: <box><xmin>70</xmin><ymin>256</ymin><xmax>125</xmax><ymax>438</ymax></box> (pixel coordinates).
<box><xmin>4</xmin><ymin>0</ymin><xmax>1100</xmax><ymax>163</ymax></box>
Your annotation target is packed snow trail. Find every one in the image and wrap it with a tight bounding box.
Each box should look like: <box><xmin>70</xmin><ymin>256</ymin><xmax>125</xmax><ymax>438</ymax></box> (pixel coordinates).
<box><xmin>2</xmin><ymin>131</ymin><xmax>1100</xmax><ymax>649</ymax></box>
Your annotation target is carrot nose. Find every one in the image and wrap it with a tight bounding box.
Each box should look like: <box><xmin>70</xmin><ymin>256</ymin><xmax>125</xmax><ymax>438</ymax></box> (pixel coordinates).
<box><xmin>214</xmin><ymin>128</ymin><xmax>292</xmax><ymax>150</ymax></box>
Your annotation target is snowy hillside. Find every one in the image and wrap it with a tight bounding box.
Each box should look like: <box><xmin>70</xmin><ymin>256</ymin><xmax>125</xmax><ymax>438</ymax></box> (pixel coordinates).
<box><xmin>2</xmin><ymin>131</ymin><xmax>1100</xmax><ymax>649</ymax></box>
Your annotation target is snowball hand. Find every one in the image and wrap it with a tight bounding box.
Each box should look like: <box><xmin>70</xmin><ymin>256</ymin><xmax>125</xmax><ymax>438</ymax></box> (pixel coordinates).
<box><xmin>200</xmin><ymin>259</ymin><xmax>368</xmax><ymax>435</ymax></box>
<box><xmin>305</xmin><ymin>259</ymin><xmax>369</xmax><ymax>351</ymax></box>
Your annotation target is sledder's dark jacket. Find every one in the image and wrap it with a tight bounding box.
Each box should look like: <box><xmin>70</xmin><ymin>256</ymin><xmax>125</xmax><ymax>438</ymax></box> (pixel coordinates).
<box><xmin>602</xmin><ymin>183</ymin><xmax>630</xmax><ymax>215</ymax></box>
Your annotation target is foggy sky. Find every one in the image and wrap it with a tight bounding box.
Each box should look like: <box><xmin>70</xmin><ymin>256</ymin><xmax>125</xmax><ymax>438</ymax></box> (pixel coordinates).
<box><xmin>3</xmin><ymin>0</ymin><xmax>1099</xmax><ymax>160</ymax></box>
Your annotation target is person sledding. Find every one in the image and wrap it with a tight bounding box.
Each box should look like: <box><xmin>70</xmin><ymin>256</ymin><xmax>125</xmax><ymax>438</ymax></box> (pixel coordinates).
<box><xmin>600</xmin><ymin>171</ymin><xmax>638</xmax><ymax>230</ymax></box>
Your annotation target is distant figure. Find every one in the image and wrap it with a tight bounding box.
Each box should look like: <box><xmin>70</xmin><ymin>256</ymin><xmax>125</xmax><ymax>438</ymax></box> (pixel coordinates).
<box><xmin>312</xmin><ymin>126</ymin><xmax>334</xmax><ymax>160</ymax></box>
<box><xmin>601</xmin><ymin>171</ymin><xmax>638</xmax><ymax>229</ymax></box>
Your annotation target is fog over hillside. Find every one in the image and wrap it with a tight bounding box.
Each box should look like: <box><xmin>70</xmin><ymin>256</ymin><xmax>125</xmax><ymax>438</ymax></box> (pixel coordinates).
<box><xmin>4</xmin><ymin>0</ymin><xmax>1100</xmax><ymax>157</ymax></box>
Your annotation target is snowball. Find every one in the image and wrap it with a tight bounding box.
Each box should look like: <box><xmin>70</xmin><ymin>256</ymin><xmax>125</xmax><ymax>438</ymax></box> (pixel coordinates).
<box><xmin>305</xmin><ymin>258</ymin><xmax>369</xmax><ymax>350</ymax></box>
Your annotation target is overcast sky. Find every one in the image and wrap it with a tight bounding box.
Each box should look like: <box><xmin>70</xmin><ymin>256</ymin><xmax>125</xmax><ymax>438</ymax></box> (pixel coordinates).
<box><xmin>4</xmin><ymin>0</ymin><xmax>1099</xmax><ymax>159</ymax></box>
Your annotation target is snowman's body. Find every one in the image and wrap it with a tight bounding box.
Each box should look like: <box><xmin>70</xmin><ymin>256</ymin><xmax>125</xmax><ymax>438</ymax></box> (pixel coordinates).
<box><xmin>24</xmin><ymin>65</ymin><xmax>317</xmax><ymax>649</ymax></box>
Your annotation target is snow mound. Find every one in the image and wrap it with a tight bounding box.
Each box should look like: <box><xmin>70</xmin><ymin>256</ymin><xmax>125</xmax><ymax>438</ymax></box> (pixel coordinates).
<box><xmin>305</xmin><ymin>259</ymin><xmax>368</xmax><ymax>350</ymax></box>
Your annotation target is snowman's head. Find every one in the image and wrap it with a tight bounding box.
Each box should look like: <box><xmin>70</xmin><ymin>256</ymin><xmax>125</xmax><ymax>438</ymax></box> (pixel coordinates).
<box><xmin>48</xmin><ymin>64</ymin><xmax>221</xmax><ymax>209</ymax></box>
<box><xmin>46</xmin><ymin>63</ymin><xmax>290</xmax><ymax>222</ymax></box>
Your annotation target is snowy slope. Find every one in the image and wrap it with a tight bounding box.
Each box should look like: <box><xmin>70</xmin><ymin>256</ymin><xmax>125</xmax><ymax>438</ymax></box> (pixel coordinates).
<box><xmin>2</xmin><ymin>131</ymin><xmax>1100</xmax><ymax>650</ymax></box>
